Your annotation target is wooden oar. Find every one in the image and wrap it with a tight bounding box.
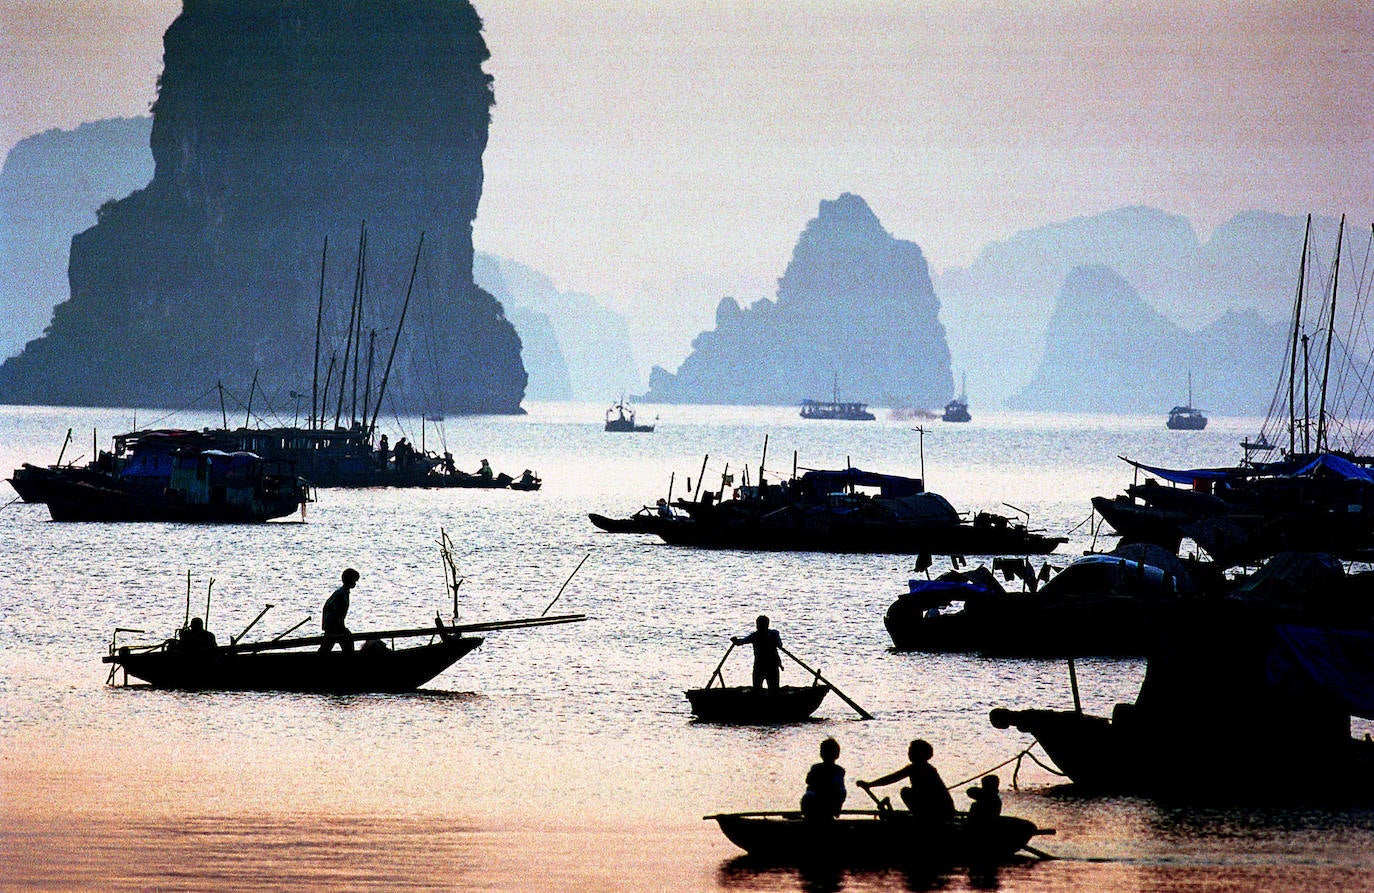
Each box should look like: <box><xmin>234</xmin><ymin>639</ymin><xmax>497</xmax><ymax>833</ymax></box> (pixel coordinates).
<box><xmin>705</xmin><ymin>642</ymin><xmax>735</xmax><ymax>689</ymax></box>
<box><xmin>778</xmin><ymin>644</ymin><xmax>872</xmax><ymax>720</ymax></box>
<box><xmin>104</xmin><ymin>613</ymin><xmax>586</xmax><ymax>661</ymax></box>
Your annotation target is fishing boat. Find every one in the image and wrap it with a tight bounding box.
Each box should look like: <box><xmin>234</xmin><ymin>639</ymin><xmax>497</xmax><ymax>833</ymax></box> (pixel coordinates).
<box><xmin>799</xmin><ymin>374</ymin><xmax>874</xmax><ymax>421</ymax></box>
<box><xmin>587</xmin><ymin>501</ymin><xmax>687</xmax><ymax>534</ymax></box>
<box><xmin>883</xmin><ymin>552</ymin><xmax>1189</xmax><ymax>657</ymax></box>
<box><xmin>707</xmin><ymin>810</ymin><xmax>1050</xmax><ymax>866</ymax></box>
<box><xmin>12</xmin><ymin>429</ymin><xmax>309</xmax><ymax>523</ymax></box>
<box><xmin>989</xmin><ymin>556</ymin><xmax>1374</xmax><ymax>802</ymax></box>
<box><xmin>105</xmin><ymin>614</ymin><xmax>584</xmax><ymax>693</ymax></box>
<box><xmin>605</xmin><ymin>398</ymin><xmax>654</xmax><ymax>432</ymax></box>
<box><xmin>661</xmin><ymin>467</ymin><xmax>1065</xmax><ymax>555</ymax></box>
<box><xmin>1165</xmin><ymin>372</ymin><xmax>1207</xmax><ymax>430</ymax></box>
<box><xmin>942</xmin><ymin>374</ymin><xmax>972</xmax><ymax>422</ymax></box>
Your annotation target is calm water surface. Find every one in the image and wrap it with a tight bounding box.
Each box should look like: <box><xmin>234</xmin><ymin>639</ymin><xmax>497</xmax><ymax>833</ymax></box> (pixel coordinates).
<box><xmin>3</xmin><ymin>402</ymin><xmax>1373</xmax><ymax>891</ymax></box>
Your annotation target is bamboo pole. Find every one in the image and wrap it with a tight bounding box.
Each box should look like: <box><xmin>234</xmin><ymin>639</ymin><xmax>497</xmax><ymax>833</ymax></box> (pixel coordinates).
<box><xmin>705</xmin><ymin>642</ymin><xmax>736</xmax><ymax>689</ymax></box>
<box><xmin>778</xmin><ymin>644</ymin><xmax>872</xmax><ymax>720</ymax></box>
<box><xmin>104</xmin><ymin>613</ymin><xmax>586</xmax><ymax>661</ymax></box>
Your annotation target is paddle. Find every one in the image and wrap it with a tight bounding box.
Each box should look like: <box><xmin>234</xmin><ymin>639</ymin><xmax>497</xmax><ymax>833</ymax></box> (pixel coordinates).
<box><xmin>858</xmin><ymin>780</ymin><xmax>894</xmax><ymax>815</ymax></box>
<box><xmin>778</xmin><ymin>644</ymin><xmax>873</xmax><ymax>720</ymax></box>
<box><xmin>705</xmin><ymin>642</ymin><xmax>736</xmax><ymax>688</ymax></box>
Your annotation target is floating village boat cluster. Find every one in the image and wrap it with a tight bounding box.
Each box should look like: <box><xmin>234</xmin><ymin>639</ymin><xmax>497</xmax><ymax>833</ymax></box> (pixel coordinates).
<box><xmin>15</xmin><ymin>215</ymin><xmax>1374</xmax><ymax>876</ymax></box>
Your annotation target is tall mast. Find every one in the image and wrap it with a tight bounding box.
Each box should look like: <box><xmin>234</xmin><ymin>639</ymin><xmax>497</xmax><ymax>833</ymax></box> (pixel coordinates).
<box><xmin>1316</xmin><ymin>214</ymin><xmax>1345</xmax><ymax>454</ymax></box>
<box><xmin>362</xmin><ymin>330</ymin><xmax>376</xmax><ymax>438</ymax></box>
<box><xmin>369</xmin><ymin>232</ymin><xmax>425</xmax><ymax>437</ymax></box>
<box><xmin>335</xmin><ymin>223</ymin><xmax>365</xmax><ymax>429</ymax></box>
<box><xmin>312</xmin><ymin>235</ymin><xmax>327</xmax><ymax>430</ymax></box>
<box><xmin>350</xmin><ymin>230</ymin><xmax>366</xmax><ymax>426</ymax></box>
<box><xmin>1288</xmin><ymin>215</ymin><xmax>1310</xmax><ymax>455</ymax></box>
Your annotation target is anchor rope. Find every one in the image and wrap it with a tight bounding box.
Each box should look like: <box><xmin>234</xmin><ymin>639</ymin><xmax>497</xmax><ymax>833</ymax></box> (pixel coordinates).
<box><xmin>945</xmin><ymin>741</ymin><xmax>1066</xmax><ymax>794</ymax></box>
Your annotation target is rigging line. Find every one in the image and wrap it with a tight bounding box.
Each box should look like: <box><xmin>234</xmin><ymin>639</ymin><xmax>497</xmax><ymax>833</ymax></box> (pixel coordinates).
<box><xmin>943</xmin><ymin>744</ymin><xmax>1044</xmax><ymax>792</ymax></box>
<box><xmin>143</xmin><ymin>384</ymin><xmax>223</xmax><ymax>429</ymax></box>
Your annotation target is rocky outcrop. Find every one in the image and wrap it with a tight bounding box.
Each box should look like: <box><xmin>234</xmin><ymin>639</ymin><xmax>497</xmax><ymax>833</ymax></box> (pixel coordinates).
<box><xmin>475</xmin><ymin>252</ymin><xmax>639</xmax><ymax>402</ymax></box>
<box><xmin>936</xmin><ymin>208</ymin><xmax>1339</xmax><ymax>407</ymax></box>
<box><xmin>0</xmin><ymin>118</ymin><xmax>153</xmax><ymax>358</ymax></box>
<box><xmin>0</xmin><ymin>1</ymin><xmax>524</xmax><ymax>412</ymax></box>
<box><xmin>643</xmin><ymin>193</ymin><xmax>953</xmax><ymax>407</ymax></box>
<box><xmin>1008</xmin><ymin>265</ymin><xmax>1286</xmax><ymax>414</ymax></box>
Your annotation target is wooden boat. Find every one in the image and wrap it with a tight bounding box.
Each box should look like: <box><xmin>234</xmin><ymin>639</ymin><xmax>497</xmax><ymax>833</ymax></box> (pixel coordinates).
<box><xmin>605</xmin><ymin>398</ymin><xmax>654</xmax><ymax>432</ymax></box>
<box><xmin>686</xmin><ymin>684</ymin><xmax>830</xmax><ymax>723</ymax></box>
<box><xmin>587</xmin><ymin>502</ymin><xmax>685</xmax><ymax>534</ymax></box>
<box><xmin>1165</xmin><ymin>372</ymin><xmax>1207</xmax><ymax>430</ymax></box>
<box><xmin>799</xmin><ymin>375</ymin><xmax>874</xmax><ymax>421</ymax></box>
<box><xmin>707</xmin><ymin>810</ymin><xmax>1049</xmax><ymax>865</ymax></box>
<box><xmin>104</xmin><ymin>614</ymin><xmax>585</xmax><ymax>693</ymax></box>
<box><xmin>685</xmin><ymin>640</ymin><xmax>869</xmax><ymax>723</ymax></box>
<box><xmin>12</xmin><ymin>429</ymin><xmax>309</xmax><ymax>522</ymax></box>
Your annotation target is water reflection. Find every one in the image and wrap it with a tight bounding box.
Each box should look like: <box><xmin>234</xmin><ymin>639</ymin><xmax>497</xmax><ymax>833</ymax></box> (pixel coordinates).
<box><xmin>717</xmin><ymin>856</ymin><xmax>954</xmax><ymax>893</ymax></box>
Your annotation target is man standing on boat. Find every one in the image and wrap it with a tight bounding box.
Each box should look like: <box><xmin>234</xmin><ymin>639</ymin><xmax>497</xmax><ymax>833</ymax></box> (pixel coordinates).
<box><xmin>732</xmin><ymin>615</ymin><xmax>782</xmax><ymax>691</ymax></box>
<box><xmin>319</xmin><ymin>568</ymin><xmax>360</xmax><ymax>653</ymax></box>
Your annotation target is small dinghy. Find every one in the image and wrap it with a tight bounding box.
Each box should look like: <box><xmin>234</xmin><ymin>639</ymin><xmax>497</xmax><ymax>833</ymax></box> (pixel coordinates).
<box><xmin>686</xmin><ymin>684</ymin><xmax>830</xmax><ymax>723</ymax></box>
<box><xmin>685</xmin><ymin>639</ymin><xmax>871</xmax><ymax>723</ymax></box>
<box><xmin>707</xmin><ymin>809</ymin><xmax>1050</xmax><ymax>866</ymax></box>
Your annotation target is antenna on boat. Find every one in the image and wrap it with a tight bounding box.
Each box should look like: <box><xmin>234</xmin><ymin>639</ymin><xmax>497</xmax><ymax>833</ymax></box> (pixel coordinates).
<box><xmin>184</xmin><ymin>570</ymin><xmax>192</xmax><ymax>628</ymax></box>
<box><xmin>204</xmin><ymin>578</ymin><xmax>215</xmax><ymax>628</ymax></box>
<box><xmin>911</xmin><ymin>426</ymin><xmax>926</xmax><ymax>485</ymax></box>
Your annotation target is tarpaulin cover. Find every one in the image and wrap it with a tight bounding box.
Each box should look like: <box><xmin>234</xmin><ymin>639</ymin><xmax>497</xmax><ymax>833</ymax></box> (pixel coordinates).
<box><xmin>1272</xmin><ymin>625</ymin><xmax>1374</xmax><ymax>720</ymax></box>
<box><xmin>798</xmin><ymin>468</ymin><xmax>923</xmax><ymax>498</ymax></box>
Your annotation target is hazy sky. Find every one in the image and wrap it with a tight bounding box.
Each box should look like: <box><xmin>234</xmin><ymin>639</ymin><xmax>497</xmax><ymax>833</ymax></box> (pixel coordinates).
<box><xmin>3</xmin><ymin>0</ymin><xmax>1372</xmax><ymax>368</ymax></box>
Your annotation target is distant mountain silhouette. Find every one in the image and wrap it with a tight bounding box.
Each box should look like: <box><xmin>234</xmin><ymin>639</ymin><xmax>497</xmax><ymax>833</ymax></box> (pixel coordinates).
<box><xmin>1008</xmin><ymin>265</ymin><xmax>1286</xmax><ymax>414</ymax></box>
<box><xmin>474</xmin><ymin>253</ymin><xmax>640</xmax><ymax>402</ymax></box>
<box><xmin>644</xmin><ymin>193</ymin><xmax>953</xmax><ymax>407</ymax></box>
<box><xmin>0</xmin><ymin>118</ymin><xmax>153</xmax><ymax>358</ymax></box>
<box><xmin>0</xmin><ymin>1</ymin><xmax>525</xmax><ymax>412</ymax></box>
<box><xmin>936</xmin><ymin>207</ymin><xmax>1341</xmax><ymax>407</ymax></box>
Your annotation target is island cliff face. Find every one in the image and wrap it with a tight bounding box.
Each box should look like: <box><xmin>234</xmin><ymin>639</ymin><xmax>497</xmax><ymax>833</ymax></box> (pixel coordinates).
<box><xmin>0</xmin><ymin>0</ymin><xmax>525</xmax><ymax>412</ymax></box>
<box><xmin>644</xmin><ymin>193</ymin><xmax>953</xmax><ymax>407</ymax></box>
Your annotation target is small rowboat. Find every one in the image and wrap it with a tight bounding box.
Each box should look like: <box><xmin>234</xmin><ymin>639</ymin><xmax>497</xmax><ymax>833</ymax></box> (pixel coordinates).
<box><xmin>707</xmin><ymin>810</ymin><xmax>1051</xmax><ymax>865</ymax></box>
<box><xmin>686</xmin><ymin>684</ymin><xmax>830</xmax><ymax>723</ymax></box>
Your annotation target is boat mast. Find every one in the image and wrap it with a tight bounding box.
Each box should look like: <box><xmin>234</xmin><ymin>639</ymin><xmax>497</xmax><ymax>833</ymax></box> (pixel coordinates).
<box><xmin>1288</xmin><ymin>215</ymin><xmax>1310</xmax><ymax>455</ymax></box>
<box><xmin>320</xmin><ymin>352</ymin><xmax>337</xmax><ymax>428</ymax></box>
<box><xmin>1302</xmin><ymin>334</ymin><xmax>1311</xmax><ymax>454</ymax></box>
<box><xmin>350</xmin><ymin>229</ymin><xmax>366</xmax><ymax>427</ymax></box>
<box><xmin>312</xmin><ymin>235</ymin><xmax>327</xmax><ymax>430</ymax></box>
<box><xmin>1316</xmin><ymin>214</ymin><xmax>1345</xmax><ymax>454</ymax></box>
<box><xmin>335</xmin><ymin>223</ymin><xmax>365</xmax><ymax>430</ymax></box>
<box><xmin>362</xmin><ymin>330</ymin><xmax>376</xmax><ymax>439</ymax></box>
<box><xmin>368</xmin><ymin>232</ymin><xmax>425</xmax><ymax>438</ymax></box>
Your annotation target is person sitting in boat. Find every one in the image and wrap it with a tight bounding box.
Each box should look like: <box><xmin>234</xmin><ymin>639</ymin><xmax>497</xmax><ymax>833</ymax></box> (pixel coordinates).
<box><xmin>656</xmin><ymin>497</ymin><xmax>672</xmax><ymax>519</ymax></box>
<box><xmin>478</xmin><ymin>458</ymin><xmax>494</xmax><ymax>479</ymax></box>
<box><xmin>731</xmin><ymin>615</ymin><xmax>782</xmax><ymax>691</ymax></box>
<box><xmin>966</xmin><ymin>774</ymin><xmax>1002</xmax><ymax>825</ymax></box>
<box><xmin>177</xmin><ymin>616</ymin><xmax>217</xmax><ymax>651</ymax></box>
<box><xmin>519</xmin><ymin>469</ymin><xmax>537</xmax><ymax>487</ymax></box>
<box><xmin>800</xmin><ymin>737</ymin><xmax>846</xmax><ymax>821</ymax></box>
<box><xmin>443</xmin><ymin>452</ymin><xmax>456</xmax><ymax>474</ymax></box>
<box><xmin>319</xmin><ymin>568</ymin><xmax>360</xmax><ymax>653</ymax></box>
<box><xmin>856</xmin><ymin>739</ymin><xmax>955</xmax><ymax>825</ymax></box>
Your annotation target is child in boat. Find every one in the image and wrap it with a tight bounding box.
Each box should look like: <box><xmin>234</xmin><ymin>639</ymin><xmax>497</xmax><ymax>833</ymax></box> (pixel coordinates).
<box><xmin>856</xmin><ymin>739</ymin><xmax>955</xmax><ymax>824</ymax></box>
<box><xmin>800</xmin><ymin>737</ymin><xmax>846</xmax><ymax>820</ymax></box>
<box><xmin>966</xmin><ymin>774</ymin><xmax>1002</xmax><ymax>824</ymax></box>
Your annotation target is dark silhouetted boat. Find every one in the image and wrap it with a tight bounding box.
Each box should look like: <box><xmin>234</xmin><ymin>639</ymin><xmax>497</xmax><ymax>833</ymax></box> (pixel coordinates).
<box><xmin>1165</xmin><ymin>372</ymin><xmax>1207</xmax><ymax>430</ymax></box>
<box><xmin>104</xmin><ymin>614</ymin><xmax>586</xmax><ymax>693</ymax></box>
<box><xmin>686</xmin><ymin>684</ymin><xmax>831</xmax><ymax>723</ymax></box>
<box><xmin>990</xmin><ymin>555</ymin><xmax>1374</xmax><ymax>802</ymax></box>
<box><xmin>707</xmin><ymin>810</ymin><xmax>1050</xmax><ymax>866</ymax></box>
<box><xmin>942</xmin><ymin>374</ymin><xmax>972</xmax><ymax>422</ymax></box>
<box><xmin>11</xmin><ymin>429</ymin><xmax>309</xmax><ymax>522</ymax></box>
<box><xmin>605</xmin><ymin>398</ymin><xmax>654</xmax><ymax>432</ymax></box>
<box><xmin>662</xmin><ymin>467</ymin><xmax>1065</xmax><ymax>555</ymax></box>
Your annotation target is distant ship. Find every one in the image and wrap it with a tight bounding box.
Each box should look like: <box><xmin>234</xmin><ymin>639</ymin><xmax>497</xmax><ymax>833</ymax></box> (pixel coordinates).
<box><xmin>800</xmin><ymin>375</ymin><xmax>874</xmax><ymax>421</ymax></box>
<box><xmin>605</xmin><ymin>398</ymin><xmax>655</xmax><ymax>432</ymax></box>
<box><xmin>942</xmin><ymin>375</ymin><xmax>971</xmax><ymax>422</ymax></box>
<box><xmin>1166</xmin><ymin>373</ymin><xmax>1207</xmax><ymax>430</ymax></box>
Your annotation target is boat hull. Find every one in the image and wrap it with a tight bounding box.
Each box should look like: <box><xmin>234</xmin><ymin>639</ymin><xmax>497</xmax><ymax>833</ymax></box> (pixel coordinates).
<box><xmin>686</xmin><ymin>685</ymin><xmax>829</xmax><ymax>723</ymax></box>
<box><xmin>658</xmin><ymin>521</ymin><xmax>1063</xmax><ymax>555</ymax></box>
<box><xmin>109</xmin><ymin>636</ymin><xmax>483</xmax><ymax>693</ymax></box>
<box><xmin>710</xmin><ymin>811</ymin><xmax>1043</xmax><ymax>865</ymax></box>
